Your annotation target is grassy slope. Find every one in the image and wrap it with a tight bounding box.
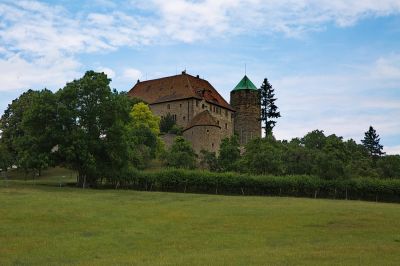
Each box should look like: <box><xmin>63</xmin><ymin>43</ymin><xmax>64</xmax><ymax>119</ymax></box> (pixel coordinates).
<box><xmin>1</xmin><ymin>170</ymin><xmax>400</xmax><ymax>265</ymax></box>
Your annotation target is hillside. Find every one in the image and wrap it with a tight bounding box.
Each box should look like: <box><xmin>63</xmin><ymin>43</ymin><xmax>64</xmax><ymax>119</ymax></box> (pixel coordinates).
<box><xmin>1</xmin><ymin>171</ymin><xmax>400</xmax><ymax>265</ymax></box>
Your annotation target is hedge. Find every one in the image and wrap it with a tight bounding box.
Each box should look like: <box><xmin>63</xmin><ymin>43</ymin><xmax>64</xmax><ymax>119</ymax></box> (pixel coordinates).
<box><xmin>106</xmin><ymin>169</ymin><xmax>400</xmax><ymax>203</ymax></box>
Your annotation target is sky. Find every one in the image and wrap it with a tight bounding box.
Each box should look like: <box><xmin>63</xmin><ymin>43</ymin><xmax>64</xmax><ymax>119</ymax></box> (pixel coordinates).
<box><xmin>0</xmin><ymin>0</ymin><xmax>400</xmax><ymax>154</ymax></box>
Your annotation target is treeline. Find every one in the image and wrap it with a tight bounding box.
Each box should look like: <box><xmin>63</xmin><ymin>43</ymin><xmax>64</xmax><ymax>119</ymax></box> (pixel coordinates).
<box><xmin>1</xmin><ymin>70</ymin><xmax>400</xmax><ymax>193</ymax></box>
<box><xmin>0</xmin><ymin>71</ymin><xmax>163</xmax><ymax>187</ymax></box>
<box><xmin>198</xmin><ymin>133</ymin><xmax>400</xmax><ymax>179</ymax></box>
<box><xmin>160</xmin><ymin>116</ymin><xmax>400</xmax><ymax>180</ymax></box>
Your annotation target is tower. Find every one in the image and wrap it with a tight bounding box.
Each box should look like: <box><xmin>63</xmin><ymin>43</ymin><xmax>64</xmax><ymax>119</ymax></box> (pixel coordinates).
<box><xmin>230</xmin><ymin>75</ymin><xmax>261</xmax><ymax>145</ymax></box>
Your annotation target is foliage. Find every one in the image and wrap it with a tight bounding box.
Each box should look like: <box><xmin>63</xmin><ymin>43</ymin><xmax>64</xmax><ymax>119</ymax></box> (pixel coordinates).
<box><xmin>129</xmin><ymin>102</ymin><xmax>163</xmax><ymax>167</ymax></box>
<box><xmin>259</xmin><ymin>78</ymin><xmax>281</xmax><ymax>136</ymax></box>
<box><xmin>163</xmin><ymin>136</ymin><xmax>197</xmax><ymax>169</ymax></box>
<box><xmin>102</xmin><ymin>168</ymin><xmax>400</xmax><ymax>203</ymax></box>
<box><xmin>160</xmin><ymin>113</ymin><xmax>176</xmax><ymax>133</ymax></box>
<box><xmin>0</xmin><ymin>89</ymin><xmax>59</xmax><ymax>176</ymax></box>
<box><xmin>377</xmin><ymin>155</ymin><xmax>400</xmax><ymax>179</ymax></box>
<box><xmin>362</xmin><ymin>126</ymin><xmax>384</xmax><ymax>158</ymax></box>
<box><xmin>199</xmin><ymin>150</ymin><xmax>220</xmax><ymax>171</ymax></box>
<box><xmin>218</xmin><ymin>135</ymin><xmax>241</xmax><ymax>172</ymax></box>
<box><xmin>56</xmin><ymin>71</ymin><xmax>142</xmax><ymax>187</ymax></box>
<box><xmin>130</xmin><ymin>102</ymin><xmax>160</xmax><ymax>136</ymax></box>
<box><xmin>168</xmin><ymin>124</ymin><xmax>183</xmax><ymax>135</ymax></box>
<box><xmin>0</xmin><ymin>141</ymin><xmax>12</xmax><ymax>171</ymax></box>
<box><xmin>242</xmin><ymin>136</ymin><xmax>284</xmax><ymax>175</ymax></box>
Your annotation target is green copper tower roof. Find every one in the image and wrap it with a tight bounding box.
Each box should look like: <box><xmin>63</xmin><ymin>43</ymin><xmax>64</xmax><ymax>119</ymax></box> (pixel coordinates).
<box><xmin>232</xmin><ymin>75</ymin><xmax>258</xmax><ymax>91</ymax></box>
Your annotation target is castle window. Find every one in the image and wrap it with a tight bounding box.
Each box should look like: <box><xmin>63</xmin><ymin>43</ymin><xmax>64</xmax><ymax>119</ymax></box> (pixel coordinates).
<box><xmin>180</xmin><ymin>104</ymin><xmax>182</xmax><ymax>108</ymax></box>
<box><xmin>225</xmin><ymin>110</ymin><xmax>228</xmax><ymax>116</ymax></box>
<box><xmin>212</xmin><ymin>143</ymin><xmax>214</xmax><ymax>148</ymax></box>
<box><xmin>206</xmin><ymin>129</ymin><xmax>209</xmax><ymax>133</ymax></box>
<box><xmin>202</xmin><ymin>104</ymin><xmax>205</xmax><ymax>109</ymax></box>
<box><xmin>167</xmin><ymin>104</ymin><xmax>170</xmax><ymax>110</ymax></box>
<box><xmin>225</xmin><ymin>123</ymin><xmax>227</xmax><ymax>129</ymax></box>
<box><xmin>183</xmin><ymin>116</ymin><xmax>186</xmax><ymax>121</ymax></box>
<box><xmin>217</xmin><ymin>120</ymin><xmax>219</xmax><ymax>125</ymax></box>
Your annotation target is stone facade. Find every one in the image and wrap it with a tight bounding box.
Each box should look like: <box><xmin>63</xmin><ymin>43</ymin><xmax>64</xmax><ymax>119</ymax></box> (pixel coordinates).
<box><xmin>128</xmin><ymin>73</ymin><xmax>236</xmax><ymax>155</ymax></box>
<box><xmin>230</xmin><ymin>89</ymin><xmax>261</xmax><ymax>145</ymax></box>
<box><xmin>183</xmin><ymin>125</ymin><xmax>222</xmax><ymax>154</ymax></box>
<box><xmin>150</xmin><ymin>99</ymin><xmax>233</xmax><ymax>154</ymax></box>
<box><xmin>149</xmin><ymin>98</ymin><xmax>233</xmax><ymax>137</ymax></box>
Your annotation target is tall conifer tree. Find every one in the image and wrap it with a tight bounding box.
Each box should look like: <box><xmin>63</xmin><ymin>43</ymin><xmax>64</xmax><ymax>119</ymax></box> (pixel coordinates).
<box><xmin>260</xmin><ymin>78</ymin><xmax>281</xmax><ymax>136</ymax></box>
<box><xmin>361</xmin><ymin>126</ymin><xmax>384</xmax><ymax>158</ymax></box>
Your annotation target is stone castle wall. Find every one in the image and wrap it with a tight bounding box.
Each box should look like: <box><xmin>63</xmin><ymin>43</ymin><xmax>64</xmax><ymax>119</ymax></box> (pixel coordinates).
<box><xmin>183</xmin><ymin>125</ymin><xmax>222</xmax><ymax>154</ymax></box>
<box><xmin>149</xmin><ymin>98</ymin><xmax>234</xmax><ymax>154</ymax></box>
<box><xmin>230</xmin><ymin>90</ymin><xmax>261</xmax><ymax>145</ymax></box>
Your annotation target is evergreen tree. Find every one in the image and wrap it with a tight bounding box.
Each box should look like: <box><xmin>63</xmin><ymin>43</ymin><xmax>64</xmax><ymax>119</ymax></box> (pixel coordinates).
<box><xmin>259</xmin><ymin>78</ymin><xmax>281</xmax><ymax>136</ymax></box>
<box><xmin>361</xmin><ymin>126</ymin><xmax>384</xmax><ymax>158</ymax></box>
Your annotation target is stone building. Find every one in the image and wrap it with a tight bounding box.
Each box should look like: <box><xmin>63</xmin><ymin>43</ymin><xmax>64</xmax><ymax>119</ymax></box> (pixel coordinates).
<box><xmin>230</xmin><ymin>75</ymin><xmax>261</xmax><ymax>145</ymax></box>
<box><xmin>128</xmin><ymin>71</ymin><xmax>260</xmax><ymax>154</ymax></box>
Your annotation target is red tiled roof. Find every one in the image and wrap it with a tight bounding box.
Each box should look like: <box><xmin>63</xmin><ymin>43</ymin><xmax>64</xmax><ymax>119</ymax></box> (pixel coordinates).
<box><xmin>127</xmin><ymin>72</ymin><xmax>234</xmax><ymax>111</ymax></box>
<box><xmin>183</xmin><ymin>110</ymin><xmax>220</xmax><ymax>131</ymax></box>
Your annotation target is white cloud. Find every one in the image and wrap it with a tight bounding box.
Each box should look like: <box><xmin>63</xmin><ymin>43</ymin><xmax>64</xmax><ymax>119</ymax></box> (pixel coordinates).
<box><xmin>136</xmin><ymin>0</ymin><xmax>400</xmax><ymax>41</ymax></box>
<box><xmin>0</xmin><ymin>54</ymin><xmax>80</xmax><ymax>91</ymax></box>
<box><xmin>270</xmin><ymin>56</ymin><xmax>400</xmax><ymax>150</ymax></box>
<box><xmin>97</xmin><ymin>67</ymin><xmax>115</xmax><ymax>79</ymax></box>
<box><xmin>384</xmin><ymin>145</ymin><xmax>400</xmax><ymax>155</ymax></box>
<box><xmin>123</xmin><ymin>68</ymin><xmax>142</xmax><ymax>82</ymax></box>
<box><xmin>1</xmin><ymin>0</ymin><xmax>400</xmax><ymax>103</ymax></box>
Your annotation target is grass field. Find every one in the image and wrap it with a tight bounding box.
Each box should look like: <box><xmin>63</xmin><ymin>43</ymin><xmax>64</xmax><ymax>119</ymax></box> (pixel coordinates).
<box><xmin>1</xmin><ymin>169</ymin><xmax>400</xmax><ymax>265</ymax></box>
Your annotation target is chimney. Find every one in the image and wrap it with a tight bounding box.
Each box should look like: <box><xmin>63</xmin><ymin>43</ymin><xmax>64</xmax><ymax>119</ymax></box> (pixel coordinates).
<box><xmin>137</xmin><ymin>79</ymin><xmax>140</xmax><ymax>83</ymax></box>
<box><xmin>182</xmin><ymin>70</ymin><xmax>186</xmax><ymax>74</ymax></box>
<box><xmin>196</xmin><ymin>75</ymin><xmax>200</xmax><ymax>78</ymax></box>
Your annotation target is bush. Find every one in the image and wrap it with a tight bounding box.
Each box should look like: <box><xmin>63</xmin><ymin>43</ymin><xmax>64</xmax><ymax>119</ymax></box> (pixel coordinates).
<box><xmin>160</xmin><ymin>113</ymin><xmax>175</xmax><ymax>133</ymax></box>
<box><xmin>163</xmin><ymin>137</ymin><xmax>197</xmax><ymax>169</ymax></box>
<box><xmin>106</xmin><ymin>169</ymin><xmax>400</xmax><ymax>203</ymax></box>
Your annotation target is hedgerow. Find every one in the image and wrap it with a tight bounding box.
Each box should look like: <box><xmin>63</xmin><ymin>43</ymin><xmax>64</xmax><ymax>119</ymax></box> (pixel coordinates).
<box><xmin>106</xmin><ymin>168</ymin><xmax>400</xmax><ymax>203</ymax></box>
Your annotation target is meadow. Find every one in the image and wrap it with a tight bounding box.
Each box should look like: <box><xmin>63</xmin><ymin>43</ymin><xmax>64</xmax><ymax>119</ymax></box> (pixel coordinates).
<box><xmin>1</xmin><ymin>168</ymin><xmax>400</xmax><ymax>265</ymax></box>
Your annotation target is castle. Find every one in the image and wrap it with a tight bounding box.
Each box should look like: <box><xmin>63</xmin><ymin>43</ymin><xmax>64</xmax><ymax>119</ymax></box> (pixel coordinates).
<box><xmin>128</xmin><ymin>71</ymin><xmax>261</xmax><ymax>154</ymax></box>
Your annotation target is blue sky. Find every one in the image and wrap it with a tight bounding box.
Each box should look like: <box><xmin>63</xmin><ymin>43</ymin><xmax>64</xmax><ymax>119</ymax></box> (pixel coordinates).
<box><xmin>1</xmin><ymin>0</ymin><xmax>400</xmax><ymax>154</ymax></box>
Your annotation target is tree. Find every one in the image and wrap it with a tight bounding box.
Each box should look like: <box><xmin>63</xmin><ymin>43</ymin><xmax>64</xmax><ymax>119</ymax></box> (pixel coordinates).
<box><xmin>160</xmin><ymin>113</ymin><xmax>176</xmax><ymax>133</ymax></box>
<box><xmin>361</xmin><ymin>126</ymin><xmax>384</xmax><ymax>158</ymax></box>
<box><xmin>301</xmin><ymin>130</ymin><xmax>326</xmax><ymax>150</ymax></box>
<box><xmin>130</xmin><ymin>102</ymin><xmax>160</xmax><ymax>136</ymax></box>
<box><xmin>0</xmin><ymin>90</ymin><xmax>38</xmax><ymax>169</ymax></box>
<box><xmin>377</xmin><ymin>155</ymin><xmax>400</xmax><ymax>178</ymax></box>
<box><xmin>20</xmin><ymin>89</ymin><xmax>59</xmax><ymax>176</ymax></box>
<box><xmin>0</xmin><ymin>141</ymin><xmax>12</xmax><ymax>171</ymax></box>
<box><xmin>242</xmin><ymin>136</ymin><xmax>284</xmax><ymax>175</ymax></box>
<box><xmin>129</xmin><ymin>102</ymin><xmax>163</xmax><ymax>168</ymax></box>
<box><xmin>57</xmin><ymin>71</ymin><xmax>138</xmax><ymax>187</ymax></box>
<box><xmin>259</xmin><ymin>78</ymin><xmax>280</xmax><ymax>136</ymax></box>
<box><xmin>0</xmin><ymin>89</ymin><xmax>59</xmax><ymax>176</ymax></box>
<box><xmin>218</xmin><ymin>135</ymin><xmax>241</xmax><ymax>172</ymax></box>
<box><xmin>164</xmin><ymin>136</ymin><xmax>196</xmax><ymax>169</ymax></box>
<box><xmin>199</xmin><ymin>150</ymin><xmax>219</xmax><ymax>171</ymax></box>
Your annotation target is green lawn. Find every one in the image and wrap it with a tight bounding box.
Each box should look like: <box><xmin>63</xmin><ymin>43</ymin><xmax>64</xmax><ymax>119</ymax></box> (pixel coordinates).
<box><xmin>1</xmin><ymin>169</ymin><xmax>400</xmax><ymax>265</ymax></box>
